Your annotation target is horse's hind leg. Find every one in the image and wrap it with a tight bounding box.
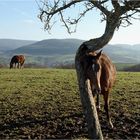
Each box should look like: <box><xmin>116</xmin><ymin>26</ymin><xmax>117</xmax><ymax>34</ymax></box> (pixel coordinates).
<box><xmin>20</xmin><ymin>62</ymin><xmax>24</xmax><ymax>69</ymax></box>
<box><xmin>103</xmin><ymin>91</ymin><xmax>113</xmax><ymax>128</ymax></box>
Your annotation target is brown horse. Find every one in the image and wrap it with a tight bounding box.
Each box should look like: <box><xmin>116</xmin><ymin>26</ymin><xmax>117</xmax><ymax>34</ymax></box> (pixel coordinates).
<box><xmin>82</xmin><ymin>50</ymin><xmax>116</xmax><ymax>128</ymax></box>
<box><xmin>10</xmin><ymin>55</ymin><xmax>25</xmax><ymax>69</ymax></box>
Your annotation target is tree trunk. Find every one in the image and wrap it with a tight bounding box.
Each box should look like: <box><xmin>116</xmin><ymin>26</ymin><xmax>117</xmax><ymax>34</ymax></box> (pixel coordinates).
<box><xmin>75</xmin><ymin>56</ymin><xmax>103</xmax><ymax>139</ymax></box>
<box><xmin>75</xmin><ymin>15</ymin><xmax>119</xmax><ymax>139</ymax></box>
<box><xmin>75</xmin><ymin>45</ymin><xmax>103</xmax><ymax>139</ymax></box>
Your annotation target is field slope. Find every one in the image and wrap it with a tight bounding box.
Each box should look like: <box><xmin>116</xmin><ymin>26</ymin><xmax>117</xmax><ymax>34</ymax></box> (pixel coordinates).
<box><xmin>0</xmin><ymin>69</ymin><xmax>139</xmax><ymax>139</ymax></box>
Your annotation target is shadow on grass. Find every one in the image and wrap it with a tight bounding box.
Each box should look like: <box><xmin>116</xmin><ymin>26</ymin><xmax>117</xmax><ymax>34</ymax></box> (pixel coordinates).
<box><xmin>0</xmin><ymin>112</ymin><xmax>88</xmax><ymax>139</ymax></box>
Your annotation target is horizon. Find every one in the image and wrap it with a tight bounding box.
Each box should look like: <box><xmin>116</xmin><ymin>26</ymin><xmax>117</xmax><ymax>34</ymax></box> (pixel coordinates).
<box><xmin>0</xmin><ymin>0</ymin><xmax>140</xmax><ymax>45</ymax></box>
<box><xmin>0</xmin><ymin>38</ymin><xmax>140</xmax><ymax>46</ymax></box>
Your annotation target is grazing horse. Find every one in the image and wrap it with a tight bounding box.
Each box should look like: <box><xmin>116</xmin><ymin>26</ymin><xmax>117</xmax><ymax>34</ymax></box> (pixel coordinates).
<box><xmin>10</xmin><ymin>55</ymin><xmax>25</xmax><ymax>69</ymax></box>
<box><xmin>82</xmin><ymin>50</ymin><xmax>116</xmax><ymax>128</ymax></box>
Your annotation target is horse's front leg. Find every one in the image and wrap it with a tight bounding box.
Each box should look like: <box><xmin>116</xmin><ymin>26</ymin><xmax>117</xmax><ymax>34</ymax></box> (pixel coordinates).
<box><xmin>15</xmin><ymin>63</ymin><xmax>17</xmax><ymax>68</ymax></box>
<box><xmin>17</xmin><ymin>63</ymin><xmax>20</xmax><ymax>69</ymax></box>
<box><xmin>103</xmin><ymin>91</ymin><xmax>113</xmax><ymax>128</ymax></box>
<box><xmin>90</xmin><ymin>80</ymin><xmax>100</xmax><ymax>114</ymax></box>
<box><xmin>96</xmin><ymin>94</ymin><xmax>100</xmax><ymax>114</ymax></box>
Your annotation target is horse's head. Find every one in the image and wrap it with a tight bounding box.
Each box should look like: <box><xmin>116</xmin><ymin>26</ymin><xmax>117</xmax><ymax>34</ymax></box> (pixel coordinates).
<box><xmin>86</xmin><ymin>50</ymin><xmax>102</xmax><ymax>94</ymax></box>
<box><xmin>10</xmin><ymin>62</ymin><xmax>13</xmax><ymax>69</ymax></box>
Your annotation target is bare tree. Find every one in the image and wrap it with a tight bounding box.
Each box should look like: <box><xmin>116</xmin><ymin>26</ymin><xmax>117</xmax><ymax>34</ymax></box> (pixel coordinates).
<box><xmin>38</xmin><ymin>0</ymin><xmax>140</xmax><ymax>139</ymax></box>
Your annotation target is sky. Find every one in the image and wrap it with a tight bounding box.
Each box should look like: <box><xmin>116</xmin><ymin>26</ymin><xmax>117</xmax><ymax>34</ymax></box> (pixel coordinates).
<box><xmin>0</xmin><ymin>0</ymin><xmax>140</xmax><ymax>45</ymax></box>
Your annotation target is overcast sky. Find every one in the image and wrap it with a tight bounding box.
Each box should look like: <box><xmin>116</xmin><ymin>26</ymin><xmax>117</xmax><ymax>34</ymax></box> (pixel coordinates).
<box><xmin>0</xmin><ymin>0</ymin><xmax>140</xmax><ymax>45</ymax></box>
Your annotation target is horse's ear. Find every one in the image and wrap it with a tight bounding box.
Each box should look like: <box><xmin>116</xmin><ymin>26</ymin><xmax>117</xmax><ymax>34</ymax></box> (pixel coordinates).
<box><xmin>96</xmin><ymin>50</ymin><xmax>102</xmax><ymax>59</ymax></box>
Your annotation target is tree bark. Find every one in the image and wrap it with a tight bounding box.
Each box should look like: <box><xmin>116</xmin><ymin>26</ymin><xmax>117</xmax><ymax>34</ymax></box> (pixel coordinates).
<box><xmin>75</xmin><ymin>15</ymin><xmax>120</xmax><ymax>139</ymax></box>
<box><xmin>75</xmin><ymin>57</ymin><xmax>103</xmax><ymax>139</ymax></box>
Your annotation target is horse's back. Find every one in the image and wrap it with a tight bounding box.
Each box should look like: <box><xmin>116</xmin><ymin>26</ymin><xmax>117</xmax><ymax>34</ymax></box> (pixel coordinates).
<box><xmin>11</xmin><ymin>55</ymin><xmax>25</xmax><ymax>65</ymax></box>
<box><xmin>18</xmin><ymin>55</ymin><xmax>25</xmax><ymax>63</ymax></box>
<box><xmin>100</xmin><ymin>53</ymin><xmax>116</xmax><ymax>91</ymax></box>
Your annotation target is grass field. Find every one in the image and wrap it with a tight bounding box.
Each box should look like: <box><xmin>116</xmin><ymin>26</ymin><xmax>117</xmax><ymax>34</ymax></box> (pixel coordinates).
<box><xmin>0</xmin><ymin>68</ymin><xmax>139</xmax><ymax>139</ymax></box>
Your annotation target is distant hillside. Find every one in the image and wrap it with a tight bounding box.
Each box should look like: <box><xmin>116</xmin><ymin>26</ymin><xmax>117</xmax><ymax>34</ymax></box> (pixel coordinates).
<box><xmin>1</xmin><ymin>38</ymin><xmax>140</xmax><ymax>67</ymax></box>
<box><xmin>10</xmin><ymin>39</ymin><xmax>84</xmax><ymax>55</ymax></box>
<box><xmin>103</xmin><ymin>44</ymin><xmax>140</xmax><ymax>63</ymax></box>
<box><xmin>0</xmin><ymin>39</ymin><xmax>36</xmax><ymax>51</ymax></box>
<box><xmin>9</xmin><ymin>39</ymin><xmax>140</xmax><ymax>64</ymax></box>
<box><xmin>123</xmin><ymin>64</ymin><xmax>140</xmax><ymax>72</ymax></box>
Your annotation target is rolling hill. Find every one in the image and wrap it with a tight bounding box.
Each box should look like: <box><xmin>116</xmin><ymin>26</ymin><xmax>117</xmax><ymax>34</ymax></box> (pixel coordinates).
<box><xmin>0</xmin><ymin>39</ymin><xmax>36</xmax><ymax>52</ymax></box>
<box><xmin>9</xmin><ymin>39</ymin><xmax>84</xmax><ymax>55</ymax></box>
<box><xmin>1</xmin><ymin>38</ymin><xmax>140</xmax><ymax>67</ymax></box>
<box><xmin>103</xmin><ymin>44</ymin><xmax>140</xmax><ymax>63</ymax></box>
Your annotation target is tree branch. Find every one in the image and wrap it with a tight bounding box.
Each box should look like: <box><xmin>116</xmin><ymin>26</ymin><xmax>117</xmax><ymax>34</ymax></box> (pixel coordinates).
<box><xmin>111</xmin><ymin>0</ymin><xmax>121</xmax><ymax>11</ymax></box>
<box><xmin>120</xmin><ymin>1</ymin><xmax>140</xmax><ymax>15</ymax></box>
<box><xmin>38</xmin><ymin>0</ymin><xmax>140</xmax><ymax>33</ymax></box>
<box><xmin>39</xmin><ymin>0</ymin><xmax>81</xmax><ymax>21</ymax></box>
<box><xmin>67</xmin><ymin>3</ymin><xmax>94</xmax><ymax>25</ymax></box>
<box><xmin>89</xmin><ymin>0</ymin><xmax>110</xmax><ymax>16</ymax></box>
<box><xmin>59</xmin><ymin>11</ymin><xmax>74</xmax><ymax>34</ymax></box>
<box><xmin>39</xmin><ymin>0</ymin><xmax>94</xmax><ymax>33</ymax></box>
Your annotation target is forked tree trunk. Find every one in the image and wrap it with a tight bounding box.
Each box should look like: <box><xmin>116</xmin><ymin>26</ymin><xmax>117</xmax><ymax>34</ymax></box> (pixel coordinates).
<box><xmin>75</xmin><ymin>15</ymin><xmax>119</xmax><ymax>139</ymax></box>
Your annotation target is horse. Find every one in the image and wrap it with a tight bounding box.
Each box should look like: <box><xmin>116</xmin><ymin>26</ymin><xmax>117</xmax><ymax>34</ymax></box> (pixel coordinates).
<box><xmin>10</xmin><ymin>55</ymin><xmax>25</xmax><ymax>69</ymax></box>
<box><xmin>82</xmin><ymin>50</ymin><xmax>116</xmax><ymax>128</ymax></box>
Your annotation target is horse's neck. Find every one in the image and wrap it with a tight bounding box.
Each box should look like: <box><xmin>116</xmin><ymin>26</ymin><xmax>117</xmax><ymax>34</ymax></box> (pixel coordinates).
<box><xmin>100</xmin><ymin>54</ymin><xmax>114</xmax><ymax>73</ymax></box>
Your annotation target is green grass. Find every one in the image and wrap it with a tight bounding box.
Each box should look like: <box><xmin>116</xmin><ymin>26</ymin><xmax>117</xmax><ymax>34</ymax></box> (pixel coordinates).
<box><xmin>0</xmin><ymin>68</ymin><xmax>140</xmax><ymax>139</ymax></box>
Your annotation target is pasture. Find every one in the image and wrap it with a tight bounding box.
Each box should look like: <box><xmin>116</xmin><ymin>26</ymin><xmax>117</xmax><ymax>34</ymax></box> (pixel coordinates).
<box><xmin>0</xmin><ymin>68</ymin><xmax>139</xmax><ymax>139</ymax></box>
